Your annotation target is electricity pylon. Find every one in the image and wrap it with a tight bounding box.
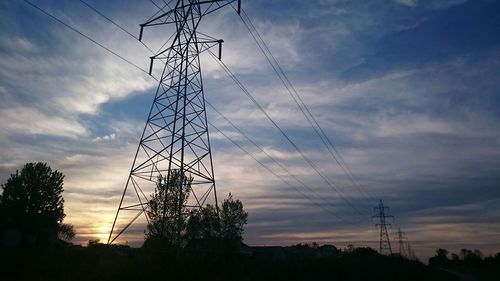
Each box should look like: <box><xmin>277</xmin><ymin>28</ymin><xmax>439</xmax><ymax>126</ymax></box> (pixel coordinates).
<box><xmin>108</xmin><ymin>0</ymin><xmax>241</xmax><ymax>244</ymax></box>
<box><xmin>372</xmin><ymin>200</ymin><xmax>393</xmax><ymax>255</ymax></box>
<box><xmin>407</xmin><ymin>242</ymin><xmax>416</xmax><ymax>260</ymax></box>
<box><xmin>396</xmin><ymin>227</ymin><xmax>406</xmax><ymax>257</ymax></box>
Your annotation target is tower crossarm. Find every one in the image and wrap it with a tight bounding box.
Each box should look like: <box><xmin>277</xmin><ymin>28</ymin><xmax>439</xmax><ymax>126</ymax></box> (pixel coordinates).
<box><xmin>149</xmin><ymin>39</ymin><xmax>224</xmax><ymax>73</ymax></box>
<box><xmin>139</xmin><ymin>0</ymin><xmax>240</xmax><ymax>40</ymax></box>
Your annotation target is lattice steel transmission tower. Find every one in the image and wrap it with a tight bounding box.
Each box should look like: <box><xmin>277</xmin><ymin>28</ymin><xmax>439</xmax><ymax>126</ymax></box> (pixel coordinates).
<box><xmin>108</xmin><ymin>0</ymin><xmax>241</xmax><ymax>244</ymax></box>
<box><xmin>406</xmin><ymin>241</ymin><xmax>416</xmax><ymax>260</ymax></box>
<box><xmin>396</xmin><ymin>227</ymin><xmax>406</xmax><ymax>257</ymax></box>
<box><xmin>372</xmin><ymin>200</ymin><xmax>393</xmax><ymax>255</ymax></box>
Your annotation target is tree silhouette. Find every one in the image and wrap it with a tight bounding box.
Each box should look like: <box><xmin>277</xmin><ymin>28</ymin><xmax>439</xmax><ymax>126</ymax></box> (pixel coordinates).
<box><xmin>186</xmin><ymin>204</ymin><xmax>220</xmax><ymax>241</ymax></box>
<box><xmin>0</xmin><ymin>162</ymin><xmax>74</xmax><ymax>244</ymax></box>
<box><xmin>220</xmin><ymin>193</ymin><xmax>248</xmax><ymax>242</ymax></box>
<box><xmin>185</xmin><ymin>193</ymin><xmax>248</xmax><ymax>242</ymax></box>
<box><xmin>58</xmin><ymin>223</ymin><xmax>76</xmax><ymax>241</ymax></box>
<box><xmin>144</xmin><ymin>169</ymin><xmax>192</xmax><ymax>248</ymax></box>
<box><xmin>144</xmin><ymin>176</ymin><xmax>248</xmax><ymax>251</ymax></box>
<box><xmin>436</xmin><ymin>248</ymin><xmax>449</xmax><ymax>259</ymax></box>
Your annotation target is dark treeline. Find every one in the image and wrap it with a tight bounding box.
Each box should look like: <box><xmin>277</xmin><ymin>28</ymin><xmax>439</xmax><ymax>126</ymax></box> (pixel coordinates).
<box><xmin>429</xmin><ymin>248</ymin><xmax>500</xmax><ymax>280</ymax></box>
<box><xmin>0</xmin><ymin>243</ymin><xmax>458</xmax><ymax>281</ymax></box>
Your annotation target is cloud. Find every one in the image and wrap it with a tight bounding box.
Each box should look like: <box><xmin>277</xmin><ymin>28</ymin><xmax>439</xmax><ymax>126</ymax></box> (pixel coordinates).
<box><xmin>0</xmin><ymin>106</ymin><xmax>88</xmax><ymax>138</ymax></box>
<box><xmin>395</xmin><ymin>0</ymin><xmax>418</xmax><ymax>7</ymax></box>
<box><xmin>427</xmin><ymin>0</ymin><xmax>468</xmax><ymax>9</ymax></box>
<box><xmin>0</xmin><ymin>36</ymin><xmax>38</xmax><ymax>53</ymax></box>
<box><xmin>197</xmin><ymin>9</ymin><xmax>303</xmax><ymax>76</ymax></box>
<box><xmin>93</xmin><ymin>133</ymin><xmax>116</xmax><ymax>142</ymax></box>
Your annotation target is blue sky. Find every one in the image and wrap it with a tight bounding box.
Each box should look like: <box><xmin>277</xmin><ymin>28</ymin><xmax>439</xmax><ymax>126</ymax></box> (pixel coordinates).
<box><xmin>1</xmin><ymin>0</ymin><xmax>500</xmax><ymax>259</ymax></box>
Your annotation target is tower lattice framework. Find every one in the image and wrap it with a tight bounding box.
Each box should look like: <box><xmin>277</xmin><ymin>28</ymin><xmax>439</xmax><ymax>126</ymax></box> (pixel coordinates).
<box><xmin>108</xmin><ymin>0</ymin><xmax>241</xmax><ymax>244</ymax></box>
<box><xmin>396</xmin><ymin>227</ymin><xmax>406</xmax><ymax>257</ymax></box>
<box><xmin>372</xmin><ymin>200</ymin><xmax>394</xmax><ymax>255</ymax></box>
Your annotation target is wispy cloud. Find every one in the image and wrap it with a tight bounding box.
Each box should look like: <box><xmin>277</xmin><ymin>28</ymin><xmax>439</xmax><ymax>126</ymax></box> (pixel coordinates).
<box><xmin>394</xmin><ymin>0</ymin><xmax>418</xmax><ymax>8</ymax></box>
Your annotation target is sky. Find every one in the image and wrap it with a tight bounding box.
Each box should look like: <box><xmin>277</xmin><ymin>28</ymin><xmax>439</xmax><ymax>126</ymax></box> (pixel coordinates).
<box><xmin>1</xmin><ymin>0</ymin><xmax>500</xmax><ymax>260</ymax></box>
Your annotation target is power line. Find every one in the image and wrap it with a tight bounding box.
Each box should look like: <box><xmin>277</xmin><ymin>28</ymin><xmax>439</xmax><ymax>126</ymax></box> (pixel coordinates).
<box><xmin>77</xmin><ymin>0</ymin><xmax>178</xmax><ymax>82</ymax></box>
<box><xmin>78</xmin><ymin>0</ymin><xmax>138</xmax><ymax>40</ymax></box>
<box><xmin>207</xmin><ymin>101</ymin><xmax>365</xmax><ymax>225</ymax></box>
<box><xmin>239</xmin><ymin>6</ymin><xmax>375</xmax><ymax>204</ymax></box>
<box><xmin>22</xmin><ymin>0</ymin><xmax>153</xmax><ymax>78</ymax></box>
<box><xmin>208</xmin><ymin>49</ymin><xmax>368</xmax><ymax>220</ymax></box>
<box><xmin>235</xmin><ymin>5</ymin><xmax>377</xmax><ymax>205</ymax></box>
<box><xmin>209</xmin><ymin>121</ymin><xmax>360</xmax><ymax>226</ymax></box>
<box><xmin>78</xmin><ymin>0</ymin><xmax>176</xmax><ymax>60</ymax></box>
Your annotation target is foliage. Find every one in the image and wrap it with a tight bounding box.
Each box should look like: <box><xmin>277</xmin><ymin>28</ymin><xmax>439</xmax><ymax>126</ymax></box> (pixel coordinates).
<box><xmin>185</xmin><ymin>193</ymin><xmax>248</xmax><ymax>243</ymax></box>
<box><xmin>429</xmin><ymin>248</ymin><xmax>485</xmax><ymax>266</ymax></box>
<box><xmin>144</xmin><ymin>172</ymin><xmax>247</xmax><ymax>250</ymax></box>
<box><xmin>219</xmin><ymin>193</ymin><xmax>248</xmax><ymax>241</ymax></box>
<box><xmin>0</xmin><ymin>245</ymin><xmax>462</xmax><ymax>281</ymax></box>
<box><xmin>344</xmin><ymin>244</ymin><xmax>355</xmax><ymax>253</ymax></box>
<box><xmin>186</xmin><ymin>204</ymin><xmax>220</xmax><ymax>241</ymax></box>
<box><xmin>86</xmin><ymin>239</ymin><xmax>101</xmax><ymax>247</ymax></box>
<box><xmin>429</xmin><ymin>248</ymin><xmax>500</xmax><ymax>280</ymax></box>
<box><xmin>58</xmin><ymin>223</ymin><xmax>76</xmax><ymax>241</ymax></box>
<box><xmin>348</xmin><ymin>246</ymin><xmax>379</xmax><ymax>257</ymax></box>
<box><xmin>0</xmin><ymin>162</ymin><xmax>74</xmax><ymax>243</ymax></box>
<box><xmin>145</xmin><ymin>169</ymin><xmax>192</xmax><ymax>247</ymax></box>
<box><xmin>459</xmin><ymin>248</ymin><xmax>483</xmax><ymax>262</ymax></box>
<box><xmin>436</xmin><ymin>248</ymin><xmax>449</xmax><ymax>258</ymax></box>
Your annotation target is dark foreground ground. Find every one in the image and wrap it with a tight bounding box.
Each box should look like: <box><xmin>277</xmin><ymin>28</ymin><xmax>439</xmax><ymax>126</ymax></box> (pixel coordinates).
<box><xmin>0</xmin><ymin>245</ymin><xmax>462</xmax><ymax>281</ymax></box>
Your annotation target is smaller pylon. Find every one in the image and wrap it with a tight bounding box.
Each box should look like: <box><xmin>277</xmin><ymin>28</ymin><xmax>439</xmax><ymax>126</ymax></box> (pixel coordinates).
<box><xmin>407</xmin><ymin>242</ymin><xmax>416</xmax><ymax>260</ymax></box>
<box><xmin>372</xmin><ymin>200</ymin><xmax>394</xmax><ymax>255</ymax></box>
<box><xmin>396</xmin><ymin>228</ymin><xmax>406</xmax><ymax>257</ymax></box>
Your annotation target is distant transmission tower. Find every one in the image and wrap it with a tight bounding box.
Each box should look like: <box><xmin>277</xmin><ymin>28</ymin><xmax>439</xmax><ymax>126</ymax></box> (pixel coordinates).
<box><xmin>407</xmin><ymin>242</ymin><xmax>416</xmax><ymax>260</ymax></box>
<box><xmin>372</xmin><ymin>200</ymin><xmax>393</xmax><ymax>255</ymax></box>
<box><xmin>108</xmin><ymin>0</ymin><xmax>242</xmax><ymax>244</ymax></box>
<box><xmin>396</xmin><ymin>227</ymin><xmax>406</xmax><ymax>257</ymax></box>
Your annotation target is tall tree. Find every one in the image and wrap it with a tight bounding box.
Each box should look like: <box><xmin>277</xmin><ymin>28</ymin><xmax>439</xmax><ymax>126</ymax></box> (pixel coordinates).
<box><xmin>145</xmin><ymin>169</ymin><xmax>192</xmax><ymax>248</ymax></box>
<box><xmin>220</xmin><ymin>193</ymin><xmax>248</xmax><ymax>242</ymax></box>
<box><xmin>186</xmin><ymin>204</ymin><xmax>220</xmax><ymax>241</ymax></box>
<box><xmin>0</xmin><ymin>162</ymin><xmax>74</xmax><ymax>243</ymax></box>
